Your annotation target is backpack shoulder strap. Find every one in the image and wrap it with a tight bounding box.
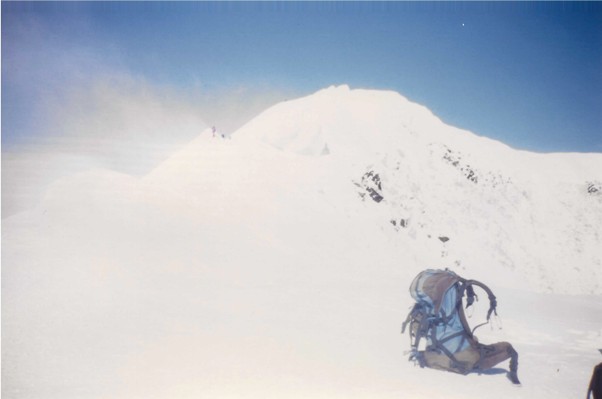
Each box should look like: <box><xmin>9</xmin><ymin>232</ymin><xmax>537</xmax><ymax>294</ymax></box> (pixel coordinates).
<box><xmin>462</xmin><ymin>279</ymin><xmax>498</xmax><ymax>333</ymax></box>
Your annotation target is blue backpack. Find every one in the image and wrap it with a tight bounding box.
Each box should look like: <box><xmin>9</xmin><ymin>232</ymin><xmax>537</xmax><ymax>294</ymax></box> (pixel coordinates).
<box><xmin>402</xmin><ymin>269</ymin><xmax>520</xmax><ymax>384</ymax></box>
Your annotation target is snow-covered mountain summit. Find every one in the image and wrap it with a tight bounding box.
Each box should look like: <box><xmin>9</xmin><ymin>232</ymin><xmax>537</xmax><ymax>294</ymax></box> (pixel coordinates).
<box><xmin>3</xmin><ymin>85</ymin><xmax>602</xmax><ymax>399</ymax></box>
<box><xmin>150</xmin><ymin>84</ymin><xmax>602</xmax><ymax>294</ymax></box>
<box><xmin>26</xmin><ymin>84</ymin><xmax>602</xmax><ymax>295</ymax></box>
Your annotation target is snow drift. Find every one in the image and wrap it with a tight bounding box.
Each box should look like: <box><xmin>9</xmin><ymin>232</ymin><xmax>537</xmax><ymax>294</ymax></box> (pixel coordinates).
<box><xmin>3</xmin><ymin>85</ymin><xmax>602</xmax><ymax>399</ymax></box>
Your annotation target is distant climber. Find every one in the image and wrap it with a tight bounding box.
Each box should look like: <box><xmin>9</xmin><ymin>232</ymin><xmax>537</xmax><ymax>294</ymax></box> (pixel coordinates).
<box><xmin>212</xmin><ymin>126</ymin><xmax>216</xmax><ymax>138</ymax></box>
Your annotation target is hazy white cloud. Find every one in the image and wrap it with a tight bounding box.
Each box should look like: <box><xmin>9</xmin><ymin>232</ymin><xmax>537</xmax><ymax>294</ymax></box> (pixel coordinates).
<box><xmin>2</xmin><ymin>14</ymin><xmax>298</xmax><ymax>217</ymax></box>
<box><xmin>2</xmin><ymin>75</ymin><xmax>208</xmax><ymax>217</ymax></box>
<box><xmin>2</xmin><ymin>14</ymin><xmax>202</xmax><ymax>216</ymax></box>
<box><xmin>2</xmin><ymin>75</ymin><xmax>299</xmax><ymax>217</ymax></box>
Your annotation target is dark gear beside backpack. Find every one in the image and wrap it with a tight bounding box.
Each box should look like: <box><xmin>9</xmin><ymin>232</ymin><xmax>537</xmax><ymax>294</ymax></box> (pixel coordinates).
<box><xmin>588</xmin><ymin>362</ymin><xmax>602</xmax><ymax>399</ymax></box>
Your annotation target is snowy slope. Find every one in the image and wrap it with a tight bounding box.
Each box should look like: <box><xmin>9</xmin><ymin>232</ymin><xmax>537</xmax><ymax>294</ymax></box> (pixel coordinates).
<box><xmin>232</xmin><ymin>85</ymin><xmax>602</xmax><ymax>294</ymax></box>
<box><xmin>3</xmin><ymin>86</ymin><xmax>602</xmax><ymax>399</ymax></box>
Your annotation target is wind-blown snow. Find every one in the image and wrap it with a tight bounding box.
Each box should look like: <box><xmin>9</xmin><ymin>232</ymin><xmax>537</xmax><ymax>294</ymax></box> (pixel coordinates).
<box><xmin>3</xmin><ymin>86</ymin><xmax>602</xmax><ymax>398</ymax></box>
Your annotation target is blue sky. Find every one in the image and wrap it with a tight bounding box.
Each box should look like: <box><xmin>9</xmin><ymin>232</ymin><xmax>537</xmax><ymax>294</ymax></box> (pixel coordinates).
<box><xmin>2</xmin><ymin>1</ymin><xmax>602</xmax><ymax>153</ymax></box>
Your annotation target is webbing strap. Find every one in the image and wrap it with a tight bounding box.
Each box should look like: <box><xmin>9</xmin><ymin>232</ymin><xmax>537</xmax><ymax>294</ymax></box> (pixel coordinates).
<box><xmin>429</xmin><ymin>327</ymin><xmax>466</xmax><ymax>372</ymax></box>
<box><xmin>436</xmin><ymin>330</ymin><xmax>467</xmax><ymax>345</ymax></box>
<box><xmin>471</xmin><ymin>321</ymin><xmax>490</xmax><ymax>335</ymax></box>
<box><xmin>458</xmin><ymin>279</ymin><xmax>498</xmax><ymax>335</ymax></box>
<box><xmin>464</xmin><ymin>279</ymin><xmax>497</xmax><ymax>321</ymax></box>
